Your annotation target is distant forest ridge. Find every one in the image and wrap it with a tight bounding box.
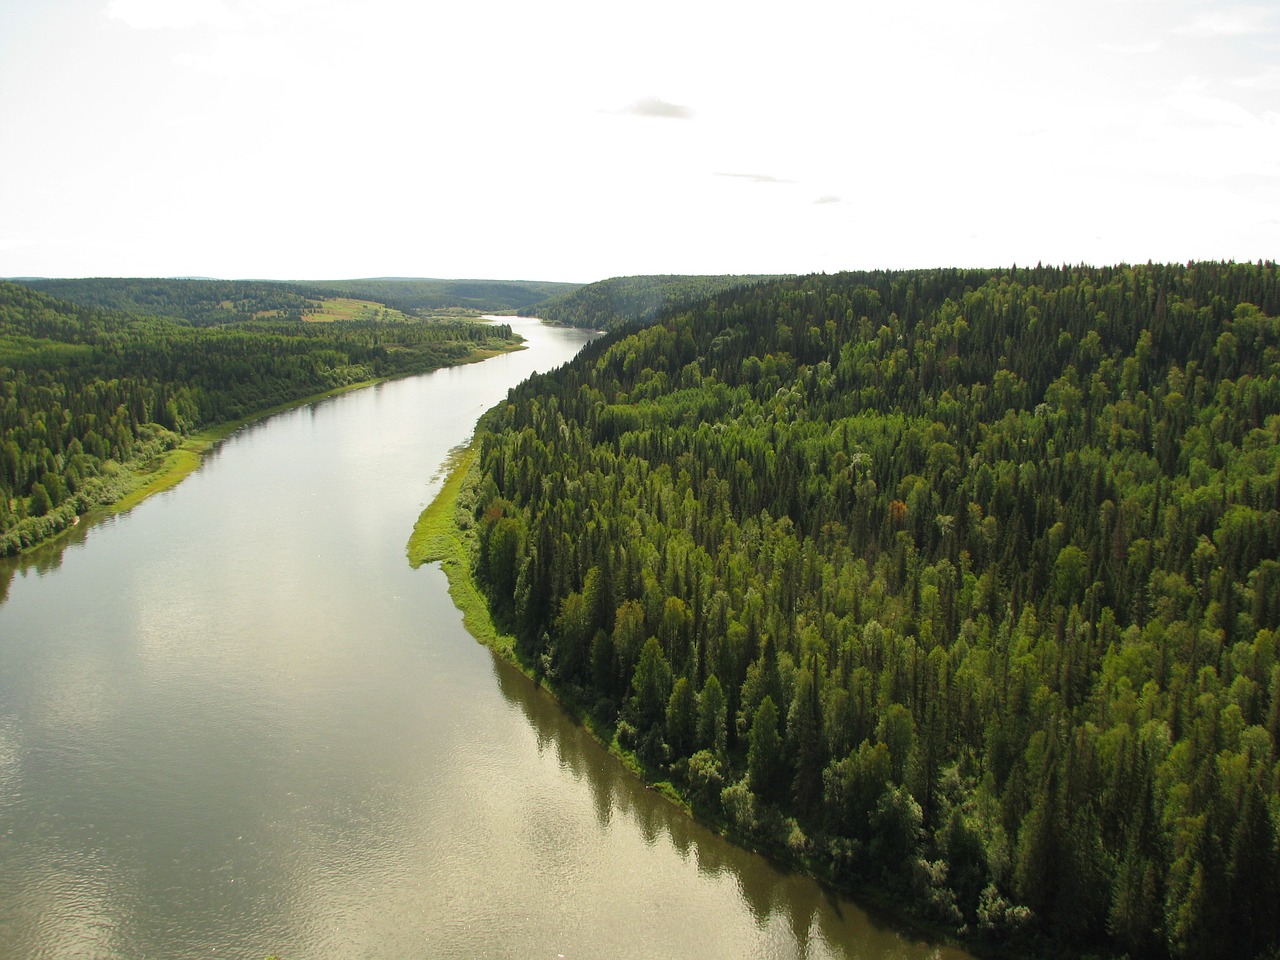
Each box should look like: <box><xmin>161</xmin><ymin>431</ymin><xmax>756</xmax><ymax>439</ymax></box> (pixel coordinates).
<box><xmin>528</xmin><ymin>273</ymin><xmax>789</xmax><ymax>330</ymax></box>
<box><xmin>16</xmin><ymin>276</ymin><xmax>584</xmax><ymax>325</ymax></box>
<box><xmin>12</xmin><ymin>274</ymin><xmax>801</xmax><ymax>331</ymax></box>
<box><xmin>464</xmin><ymin>260</ymin><xmax>1280</xmax><ymax>960</ymax></box>
<box><xmin>303</xmin><ymin>277</ymin><xmax>581</xmax><ymax>316</ymax></box>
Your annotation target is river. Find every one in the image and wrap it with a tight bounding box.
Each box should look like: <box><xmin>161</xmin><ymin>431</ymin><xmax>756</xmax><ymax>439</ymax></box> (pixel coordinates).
<box><xmin>0</xmin><ymin>317</ymin><xmax>970</xmax><ymax>960</ymax></box>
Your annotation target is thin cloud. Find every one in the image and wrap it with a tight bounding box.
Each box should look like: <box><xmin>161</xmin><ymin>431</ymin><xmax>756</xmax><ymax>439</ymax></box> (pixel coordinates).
<box><xmin>620</xmin><ymin>97</ymin><xmax>694</xmax><ymax>120</ymax></box>
<box><xmin>814</xmin><ymin>195</ymin><xmax>842</xmax><ymax>205</ymax></box>
<box><xmin>105</xmin><ymin>0</ymin><xmax>244</xmax><ymax>30</ymax></box>
<box><xmin>1227</xmin><ymin>65</ymin><xmax>1280</xmax><ymax>90</ymax></box>
<box><xmin>715</xmin><ymin>172</ymin><xmax>794</xmax><ymax>184</ymax></box>
<box><xmin>1174</xmin><ymin>9</ymin><xmax>1271</xmax><ymax>36</ymax></box>
<box><xmin>1098</xmin><ymin>39</ymin><xmax>1163</xmax><ymax>54</ymax></box>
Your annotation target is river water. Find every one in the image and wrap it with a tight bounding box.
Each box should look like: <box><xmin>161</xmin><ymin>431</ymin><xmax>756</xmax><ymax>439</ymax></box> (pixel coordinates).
<box><xmin>0</xmin><ymin>318</ymin><xmax>970</xmax><ymax>960</ymax></box>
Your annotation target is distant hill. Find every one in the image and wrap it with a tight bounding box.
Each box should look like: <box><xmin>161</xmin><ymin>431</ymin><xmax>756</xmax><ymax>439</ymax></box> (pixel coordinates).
<box><xmin>18</xmin><ymin>277</ymin><xmax>583</xmax><ymax>326</ymax></box>
<box><xmin>465</xmin><ymin>261</ymin><xmax>1280</xmax><ymax>960</ymax></box>
<box><xmin>19</xmin><ymin>278</ymin><xmax>329</xmax><ymax>325</ymax></box>
<box><xmin>526</xmin><ymin>274</ymin><xmax>787</xmax><ymax>330</ymax></box>
<box><xmin>304</xmin><ymin>277</ymin><xmax>581</xmax><ymax>316</ymax></box>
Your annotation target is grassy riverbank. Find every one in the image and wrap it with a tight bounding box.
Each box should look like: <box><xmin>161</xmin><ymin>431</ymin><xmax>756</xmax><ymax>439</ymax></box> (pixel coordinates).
<box><xmin>407</xmin><ymin>440</ymin><xmax>634</xmax><ymax>739</ymax></box>
<box><xmin>11</xmin><ymin>342</ymin><xmax>526</xmax><ymax>559</ymax></box>
<box><xmin>1</xmin><ymin>278</ymin><xmax>531</xmax><ymax>558</ymax></box>
<box><xmin>108</xmin><ymin>338</ymin><xmax>530</xmax><ymax>523</ymax></box>
<box><xmin>107</xmin><ymin>376</ymin><xmax>388</xmax><ymax>515</ymax></box>
<box><xmin>410</xmin><ymin>438</ymin><xmax>1008</xmax><ymax>960</ymax></box>
<box><xmin>409</xmin><ymin>442</ymin><xmax>872</xmax><ymax>839</ymax></box>
<box><xmin>406</xmin><ymin>444</ymin><xmax>518</xmax><ymax>656</ymax></box>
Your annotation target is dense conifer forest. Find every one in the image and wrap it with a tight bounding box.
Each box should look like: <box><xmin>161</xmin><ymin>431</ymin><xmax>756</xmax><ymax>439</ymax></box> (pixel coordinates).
<box><xmin>465</xmin><ymin>262</ymin><xmax>1280</xmax><ymax>958</ymax></box>
<box><xmin>19</xmin><ymin>277</ymin><xmax>332</xmax><ymax>324</ymax></box>
<box><xmin>0</xmin><ymin>280</ymin><xmax>516</xmax><ymax>554</ymax></box>
<box><xmin>529</xmin><ymin>274</ymin><xmax>784</xmax><ymax>330</ymax></box>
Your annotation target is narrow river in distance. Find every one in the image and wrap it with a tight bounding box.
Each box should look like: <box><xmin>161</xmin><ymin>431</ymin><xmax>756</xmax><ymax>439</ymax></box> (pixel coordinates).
<box><xmin>0</xmin><ymin>317</ymin><xmax>971</xmax><ymax>960</ymax></box>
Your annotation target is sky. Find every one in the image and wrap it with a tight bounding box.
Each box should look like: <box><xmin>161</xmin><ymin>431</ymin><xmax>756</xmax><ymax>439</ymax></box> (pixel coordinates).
<box><xmin>0</xmin><ymin>0</ymin><xmax>1277</xmax><ymax>283</ymax></box>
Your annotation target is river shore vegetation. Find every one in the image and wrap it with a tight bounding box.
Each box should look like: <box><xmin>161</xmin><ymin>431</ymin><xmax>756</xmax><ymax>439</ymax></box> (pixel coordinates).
<box><xmin>0</xmin><ymin>279</ymin><xmax>521</xmax><ymax>555</ymax></box>
<box><xmin>453</xmin><ymin>262</ymin><xmax>1279</xmax><ymax>959</ymax></box>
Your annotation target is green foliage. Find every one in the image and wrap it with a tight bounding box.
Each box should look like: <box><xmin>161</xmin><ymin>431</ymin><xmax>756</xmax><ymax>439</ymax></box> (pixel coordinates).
<box><xmin>304</xmin><ymin>277</ymin><xmax>581</xmax><ymax>316</ymax></box>
<box><xmin>629</xmin><ymin>637</ymin><xmax>672</xmax><ymax>737</ymax></box>
<box><xmin>747</xmin><ymin>695</ymin><xmax>784</xmax><ymax>801</ymax></box>
<box><xmin>696</xmin><ymin>674</ymin><xmax>728</xmax><ymax>756</ymax></box>
<box><xmin>21</xmin><ymin>277</ymin><xmax>327</xmax><ymax>325</ymax></box>
<box><xmin>528</xmin><ymin>274</ymin><xmax>785</xmax><ymax>330</ymax></box>
<box><xmin>0</xmin><ymin>280</ymin><xmax>518</xmax><ymax>554</ymax></box>
<box><xmin>465</xmin><ymin>261</ymin><xmax>1280</xmax><ymax>957</ymax></box>
<box><xmin>666</xmin><ymin>675</ymin><xmax>696</xmax><ymax>758</ymax></box>
<box><xmin>685</xmin><ymin>748</ymin><xmax>726</xmax><ymax>809</ymax></box>
<box><xmin>22</xmin><ymin>276</ymin><xmax>580</xmax><ymax>324</ymax></box>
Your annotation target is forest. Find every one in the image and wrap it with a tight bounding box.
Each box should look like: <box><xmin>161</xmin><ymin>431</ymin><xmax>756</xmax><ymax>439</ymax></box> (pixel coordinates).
<box><xmin>462</xmin><ymin>262</ymin><xmax>1280</xmax><ymax>958</ymax></box>
<box><xmin>21</xmin><ymin>276</ymin><xmax>581</xmax><ymax>324</ymax></box>
<box><xmin>20</xmin><ymin>277</ymin><xmax>334</xmax><ymax>324</ymax></box>
<box><xmin>304</xmin><ymin>277</ymin><xmax>580</xmax><ymax>316</ymax></box>
<box><xmin>529</xmin><ymin>273</ymin><xmax>784</xmax><ymax>330</ymax></box>
<box><xmin>0</xmin><ymin>280</ymin><xmax>517</xmax><ymax>555</ymax></box>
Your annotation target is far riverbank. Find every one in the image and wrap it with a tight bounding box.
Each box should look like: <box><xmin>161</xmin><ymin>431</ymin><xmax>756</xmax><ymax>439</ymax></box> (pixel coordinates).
<box><xmin>5</xmin><ymin>340</ymin><xmax>525</xmax><ymax>559</ymax></box>
<box><xmin>406</xmin><ymin>438</ymin><xmax>987</xmax><ymax>960</ymax></box>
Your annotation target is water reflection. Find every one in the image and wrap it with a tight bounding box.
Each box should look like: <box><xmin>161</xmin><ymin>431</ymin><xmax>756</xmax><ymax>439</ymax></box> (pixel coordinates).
<box><xmin>487</xmin><ymin>653</ymin><xmax>966</xmax><ymax>960</ymax></box>
<box><xmin>0</xmin><ymin>319</ymin><xmax>969</xmax><ymax>960</ymax></box>
<box><xmin>0</xmin><ymin>513</ymin><xmax>91</xmax><ymax>589</ymax></box>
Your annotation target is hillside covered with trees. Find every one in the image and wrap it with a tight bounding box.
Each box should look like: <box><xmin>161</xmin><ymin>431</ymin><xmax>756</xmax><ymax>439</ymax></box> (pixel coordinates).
<box><xmin>0</xmin><ymin>280</ymin><xmax>517</xmax><ymax>554</ymax></box>
<box><xmin>462</xmin><ymin>262</ymin><xmax>1280</xmax><ymax>958</ymax></box>
<box><xmin>306</xmin><ymin>277</ymin><xmax>581</xmax><ymax>316</ymax></box>
<box><xmin>19</xmin><ymin>277</ymin><xmax>331</xmax><ymax>325</ymax></box>
<box><xmin>528</xmin><ymin>274</ymin><xmax>784</xmax><ymax>330</ymax></box>
<box><xmin>20</xmin><ymin>276</ymin><xmax>581</xmax><ymax>325</ymax></box>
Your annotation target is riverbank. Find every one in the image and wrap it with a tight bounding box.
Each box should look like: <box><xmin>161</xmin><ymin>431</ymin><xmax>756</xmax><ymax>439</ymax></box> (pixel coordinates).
<box><xmin>11</xmin><ymin>316</ymin><xmax>884</xmax><ymax>960</ymax></box>
<box><xmin>409</xmin><ymin>439</ymin><xmax>1036</xmax><ymax>960</ymax></box>
<box><xmin>406</xmin><ymin>439</ymin><xmax>640</xmax><ymax>758</ymax></box>
<box><xmin>410</xmin><ymin>472</ymin><xmax>937</xmax><ymax>951</ymax></box>
<box><xmin>109</xmin><ymin>376</ymin><xmax>395</xmax><ymax>515</ymax></box>
<box><xmin>406</xmin><ymin>444</ymin><xmax>515</xmax><ymax>654</ymax></box>
<box><xmin>122</xmin><ymin>336</ymin><xmax>530</xmax><ymax>523</ymax></box>
<box><xmin>6</xmin><ymin>342</ymin><xmax>526</xmax><ymax>559</ymax></box>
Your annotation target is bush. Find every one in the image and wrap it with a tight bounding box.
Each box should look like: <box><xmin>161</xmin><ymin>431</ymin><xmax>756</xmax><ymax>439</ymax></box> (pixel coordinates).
<box><xmin>911</xmin><ymin>857</ymin><xmax>963</xmax><ymax>928</ymax></box>
<box><xmin>721</xmin><ymin>779</ymin><xmax>758</xmax><ymax>835</ymax></box>
<box><xmin>976</xmin><ymin>882</ymin><xmax>1033</xmax><ymax>935</ymax></box>
<box><xmin>615</xmin><ymin>719</ymin><xmax>639</xmax><ymax>751</ymax></box>
<box><xmin>685</xmin><ymin>749</ymin><xmax>725</xmax><ymax>811</ymax></box>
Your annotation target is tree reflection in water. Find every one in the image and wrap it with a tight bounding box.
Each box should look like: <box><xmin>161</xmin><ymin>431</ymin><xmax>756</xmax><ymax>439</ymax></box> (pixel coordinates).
<box><xmin>489</xmin><ymin>652</ymin><xmax>966</xmax><ymax>960</ymax></box>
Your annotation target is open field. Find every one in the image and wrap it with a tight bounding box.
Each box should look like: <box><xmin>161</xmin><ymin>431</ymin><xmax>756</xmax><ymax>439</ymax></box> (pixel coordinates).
<box><xmin>301</xmin><ymin>297</ymin><xmax>412</xmax><ymax>322</ymax></box>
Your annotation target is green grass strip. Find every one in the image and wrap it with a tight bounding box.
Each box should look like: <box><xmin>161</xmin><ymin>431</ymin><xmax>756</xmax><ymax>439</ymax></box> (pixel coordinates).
<box><xmin>104</xmin><ymin>378</ymin><xmax>387</xmax><ymax>520</ymax></box>
<box><xmin>14</xmin><ymin>337</ymin><xmax>529</xmax><ymax>557</ymax></box>
<box><xmin>405</xmin><ymin>441</ymin><xmax>689</xmax><ymax>803</ymax></box>
<box><xmin>406</xmin><ymin>442</ymin><xmax>518</xmax><ymax>656</ymax></box>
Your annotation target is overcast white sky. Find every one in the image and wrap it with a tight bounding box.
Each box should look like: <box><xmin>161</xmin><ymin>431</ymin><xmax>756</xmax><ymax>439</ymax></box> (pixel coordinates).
<box><xmin>0</xmin><ymin>0</ymin><xmax>1276</xmax><ymax>282</ymax></box>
